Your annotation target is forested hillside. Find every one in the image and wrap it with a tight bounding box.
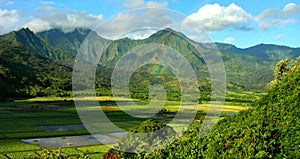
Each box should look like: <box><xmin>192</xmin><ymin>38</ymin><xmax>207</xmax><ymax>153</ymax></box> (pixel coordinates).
<box><xmin>0</xmin><ymin>28</ymin><xmax>75</xmax><ymax>66</ymax></box>
<box><xmin>0</xmin><ymin>42</ymin><xmax>72</xmax><ymax>100</ymax></box>
<box><xmin>216</xmin><ymin>42</ymin><xmax>300</xmax><ymax>60</ymax></box>
<box><xmin>0</xmin><ymin>27</ymin><xmax>300</xmax><ymax>100</ymax></box>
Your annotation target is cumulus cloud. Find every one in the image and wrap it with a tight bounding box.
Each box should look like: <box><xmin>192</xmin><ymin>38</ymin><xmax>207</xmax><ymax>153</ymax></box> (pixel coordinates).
<box><xmin>272</xmin><ymin>34</ymin><xmax>284</xmax><ymax>41</ymax></box>
<box><xmin>95</xmin><ymin>8</ymin><xmax>212</xmax><ymax>42</ymax></box>
<box><xmin>23</xmin><ymin>7</ymin><xmax>103</xmax><ymax>33</ymax></box>
<box><xmin>0</xmin><ymin>8</ymin><xmax>19</xmax><ymax>34</ymax></box>
<box><xmin>123</xmin><ymin>0</ymin><xmax>168</xmax><ymax>9</ymax></box>
<box><xmin>182</xmin><ymin>3</ymin><xmax>254</xmax><ymax>32</ymax></box>
<box><xmin>257</xmin><ymin>3</ymin><xmax>300</xmax><ymax>30</ymax></box>
<box><xmin>224</xmin><ymin>37</ymin><xmax>236</xmax><ymax>43</ymax></box>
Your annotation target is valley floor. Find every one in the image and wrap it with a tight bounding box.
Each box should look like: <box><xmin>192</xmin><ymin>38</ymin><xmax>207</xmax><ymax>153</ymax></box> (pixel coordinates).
<box><xmin>0</xmin><ymin>96</ymin><xmax>252</xmax><ymax>158</ymax></box>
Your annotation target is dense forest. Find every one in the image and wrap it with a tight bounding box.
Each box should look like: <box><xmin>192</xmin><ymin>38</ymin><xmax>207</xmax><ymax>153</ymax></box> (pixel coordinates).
<box><xmin>0</xmin><ymin>42</ymin><xmax>72</xmax><ymax>99</ymax></box>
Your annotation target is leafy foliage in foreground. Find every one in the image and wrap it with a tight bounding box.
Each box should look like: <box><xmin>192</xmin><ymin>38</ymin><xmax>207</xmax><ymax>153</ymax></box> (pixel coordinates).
<box><xmin>26</xmin><ymin>148</ymin><xmax>90</xmax><ymax>159</ymax></box>
<box><xmin>102</xmin><ymin>57</ymin><xmax>300</xmax><ymax>158</ymax></box>
<box><xmin>102</xmin><ymin>119</ymin><xmax>176</xmax><ymax>159</ymax></box>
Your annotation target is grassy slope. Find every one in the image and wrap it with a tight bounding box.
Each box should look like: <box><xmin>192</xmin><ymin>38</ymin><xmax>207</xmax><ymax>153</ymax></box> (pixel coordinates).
<box><xmin>183</xmin><ymin>59</ymin><xmax>299</xmax><ymax>158</ymax></box>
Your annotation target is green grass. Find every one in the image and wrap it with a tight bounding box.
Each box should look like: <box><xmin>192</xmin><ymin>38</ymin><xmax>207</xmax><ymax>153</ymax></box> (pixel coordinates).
<box><xmin>0</xmin><ymin>140</ymin><xmax>41</xmax><ymax>153</ymax></box>
<box><xmin>88</xmin><ymin>153</ymin><xmax>106</xmax><ymax>159</ymax></box>
<box><xmin>77</xmin><ymin>144</ymin><xmax>111</xmax><ymax>154</ymax></box>
<box><xmin>0</xmin><ymin>154</ymin><xmax>7</xmax><ymax>159</ymax></box>
<box><xmin>0</xmin><ymin>95</ymin><xmax>252</xmax><ymax>158</ymax></box>
<box><xmin>58</xmin><ymin>147</ymin><xmax>83</xmax><ymax>155</ymax></box>
<box><xmin>0</xmin><ymin>98</ymin><xmax>147</xmax><ymax>158</ymax></box>
<box><xmin>6</xmin><ymin>151</ymin><xmax>39</xmax><ymax>158</ymax></box>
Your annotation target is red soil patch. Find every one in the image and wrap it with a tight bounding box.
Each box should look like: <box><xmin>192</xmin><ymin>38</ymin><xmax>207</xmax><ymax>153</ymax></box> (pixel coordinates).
<box><xmin>100</xmin><ymin>107</ymin><xmax>119</xmax><ymax>111</ymax></box>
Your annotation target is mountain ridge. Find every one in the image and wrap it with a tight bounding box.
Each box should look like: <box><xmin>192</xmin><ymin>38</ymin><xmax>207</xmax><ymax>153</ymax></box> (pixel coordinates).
<box><xmin>215</xmin><ymin>42</ymin><xmax>300</xmax><ymax>60</ymax></box>
<box><xmin>0</xmin><ymin>27</ymin><xmax>298</xmax><ymax>99</ymax></box>
<box><xmin>3</xmin><ymin>27</ymin><xmax>299</xmax><ymax>62</ymax></box>
<box><xmin>1</xmin><ymin>27</ymin><xmax>300</xmax><ymax>51</ymax></box>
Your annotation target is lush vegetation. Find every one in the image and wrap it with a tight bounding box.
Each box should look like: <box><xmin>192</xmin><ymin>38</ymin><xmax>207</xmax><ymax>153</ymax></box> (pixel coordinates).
<box><xmin>103</xmin><ymin>119</ymin><xmax>177</xmax><ymax>158</ymax></box>
<box><xmin>0</xmin><ymin>42</ymin><xmax>72</xmax><ymax>100</ymax></box>
<box><xmin>1</xmin><ymin>27</ymin><xmax>299</xmax><ymax>158</ymax></box>
<box><xmin>0</xmin><ymin>97</ymin><xmax>148</xmax><ymax>158</ymax></box>
<box><xmin>101</xmin><ymin>57</ymin><xmax>300</xmax><ymax>158</ymax></box>
<box><xmin>0</xmin><ymin>97</ymin><xmax>248</xmax><ymax>158</ymax></box>
<box><xmin>0</xmin><ymin>27</ymin><xmax>298</xmax><ymax>101</ymax></box>
<box><xmin>216</xmin><ymin>42</ymin><xmax>300</xmax><ymax>60</ymax></box>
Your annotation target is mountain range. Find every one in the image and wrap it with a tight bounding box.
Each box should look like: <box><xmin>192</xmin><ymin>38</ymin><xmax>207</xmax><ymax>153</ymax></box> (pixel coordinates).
<box><xmin>0</xmin><ymin>27</ymin><xmax>299</xmax><ymax>100</ymax></box>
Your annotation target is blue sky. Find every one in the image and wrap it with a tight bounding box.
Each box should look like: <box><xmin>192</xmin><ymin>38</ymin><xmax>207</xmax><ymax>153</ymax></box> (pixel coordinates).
<box><xmin>0</xmin><ymin>0</ymin><xmax>299</xmax><ymax>48</ymax></box>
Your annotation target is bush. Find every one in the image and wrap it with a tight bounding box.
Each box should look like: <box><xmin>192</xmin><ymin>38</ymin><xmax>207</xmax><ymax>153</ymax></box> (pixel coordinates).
<box><xmin>102</xmin><ymin>119</ymin><xmax>176</xmax><ymax>158</ymax></box>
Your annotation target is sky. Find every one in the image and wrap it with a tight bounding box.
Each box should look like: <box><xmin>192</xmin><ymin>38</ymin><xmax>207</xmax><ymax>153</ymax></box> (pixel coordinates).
<box><xmin>0</xmin><ymin>0</ymin><xmax>299</xmax><ymax>48</ymax></box>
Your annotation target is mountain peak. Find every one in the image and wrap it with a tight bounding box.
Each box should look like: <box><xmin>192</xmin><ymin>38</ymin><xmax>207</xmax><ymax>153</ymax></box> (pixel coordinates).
<box><xmin>17</xmin><ymin>27</ymin><xmax>34</xmax><ymax>34</ymax></box>
<box><xmin>71</xmin><ymin>27</ymin><xmax>92</xmax><ymax>35</ymax></box>
<box><xmin>146</xmin><ymin>27</ymin><xmax>192</xmax><ymax>44</ymax></box>
<box><xmin>0</xmin><ymin>27</ymin><xmax>49</xmax><ymax>55</ymax></box>
<box><xmin>0</xmin><ymin>27</ymin><xmax>35</xmax><ymax>42</ymax></box>
<box><xmin>161</xmin><ymin>27</ymin><xmax>178</xmax><ymax>33</ymax></box>
<box><xmin>152</xmin><ymin>28</ymin><xmax>184</xmax><ymax>37</ymax></box>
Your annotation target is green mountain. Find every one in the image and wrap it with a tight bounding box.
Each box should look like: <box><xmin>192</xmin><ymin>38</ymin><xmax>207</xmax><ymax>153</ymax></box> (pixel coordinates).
<box><xmin>37</xmin><ymin>28</ymin><xmax>93</xmax><ymax>54</ymax></box>
<box><xmin>216</xmin><ymin>42</ymin><xmax>300</xmax><ymax>60</ymax></box>
<box><xmin>37</xmin><ymin>28</ymin><xmax>112</xmax><ymax>65</ymax></box>
<box><xmin>97</xmin><ymin>28</ymin><xmax>277</xmax><ymax>90</ymax></box>
<box><xmin>243</xmin><ymin>43</ymin><xmax>300</xmax><ymax>60</ymax></box>
<box><xmin>100</xmin><ymin>29</ymin><xmax>206</xmax><ymax>71</ymax></box>
<box><xmin>0</xmin><ymin>28</ymin><xmax>51</xmax><ymax>56</ymax></box>
<box><xmin>0</xmin><ymin>41</ymin><xmax>72</xmax><ymax>100</ymax></box>
<box><xmin>0</xmin><ymin>28</ymin><xmax>112</xmax><ymax>100</ymax></box>
<box><xmin>0</xmin><ymin>28</ymin><xmax>75</xmax><ymax>66</ymax></box>
<box><xmin>0</xmin><ymin>27</ymin><xmax>299</xmax><ymax>100</ymax></box>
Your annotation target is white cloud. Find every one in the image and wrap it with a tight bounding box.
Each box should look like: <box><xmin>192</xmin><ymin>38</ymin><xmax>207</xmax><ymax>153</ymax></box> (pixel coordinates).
<box><xmin>259</xmin><ymin>19</ymin><xmax>298</xmax><ymax>31</ymax></box>
<box><xmin>257</xmin><ymin>3</ymin><xmax>300</xmax><ymax>20</ymax></box>
<box><xmin>0</xmin><ymin>8</ymin><xmax>19</xmax><ymax>34</ymax></box>
<box><xmin>95</xmin><ymin>9</ymin><xmax>173</xmax><ymax>39</ymax></box>
<box><xmin>23</xmin><ymin>7</ymin><xmax>103</xmax><ymax>33</ymax></box>
<box><xmin>23</xmin><ymin>7</ymin><xmax>178</xmax><ymax>40</ymax></box>
<box><xmin>224</xmin><ymin>37</ymin><xmax>236</xmax><ymax>43</ymax></box>
<box><xmin>272</xmin><ymin>34</ymin><xmax>284</xmax><ymax>41</ymax></box>
<box><xmin>23</xmin><ymin>19</ymin><xmax>52</xmax><ymax>32</ymax></box>
<box><xmin>257</xmin><ymin>3</ymin><xmax>300</xmax><ymax>30</ymax></box>
<box><xmin>122</xmin><ymin>28</ymin><xmax>159</xmax><ymax>39</ymax></box>
<box><xmin>182</xmin><ymin>3</ymin><xmax>254</xmax><ymax>32</ymax></box>
<box><xmin>123</xmin><ymin>0</ymin><xmax>167</xmax><ymax>9</ymax></box>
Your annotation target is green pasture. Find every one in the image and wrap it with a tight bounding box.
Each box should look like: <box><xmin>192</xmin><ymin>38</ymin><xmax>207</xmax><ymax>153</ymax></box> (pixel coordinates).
<box><xmin>0</xmin><ymin>95</ymin><xmax>253</xmax><ymax>158</ymax></box>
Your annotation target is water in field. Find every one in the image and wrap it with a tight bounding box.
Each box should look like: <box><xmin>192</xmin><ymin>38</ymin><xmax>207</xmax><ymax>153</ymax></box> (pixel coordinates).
<box><xmin>21</xmin><ymin>132</ymin><xmax>127</xmax><ymax>148</ymax></box>
<box><xmin>39</xmin><ymin>124</ymin><xmax>86</xmax><ymax>131</ymax></box>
